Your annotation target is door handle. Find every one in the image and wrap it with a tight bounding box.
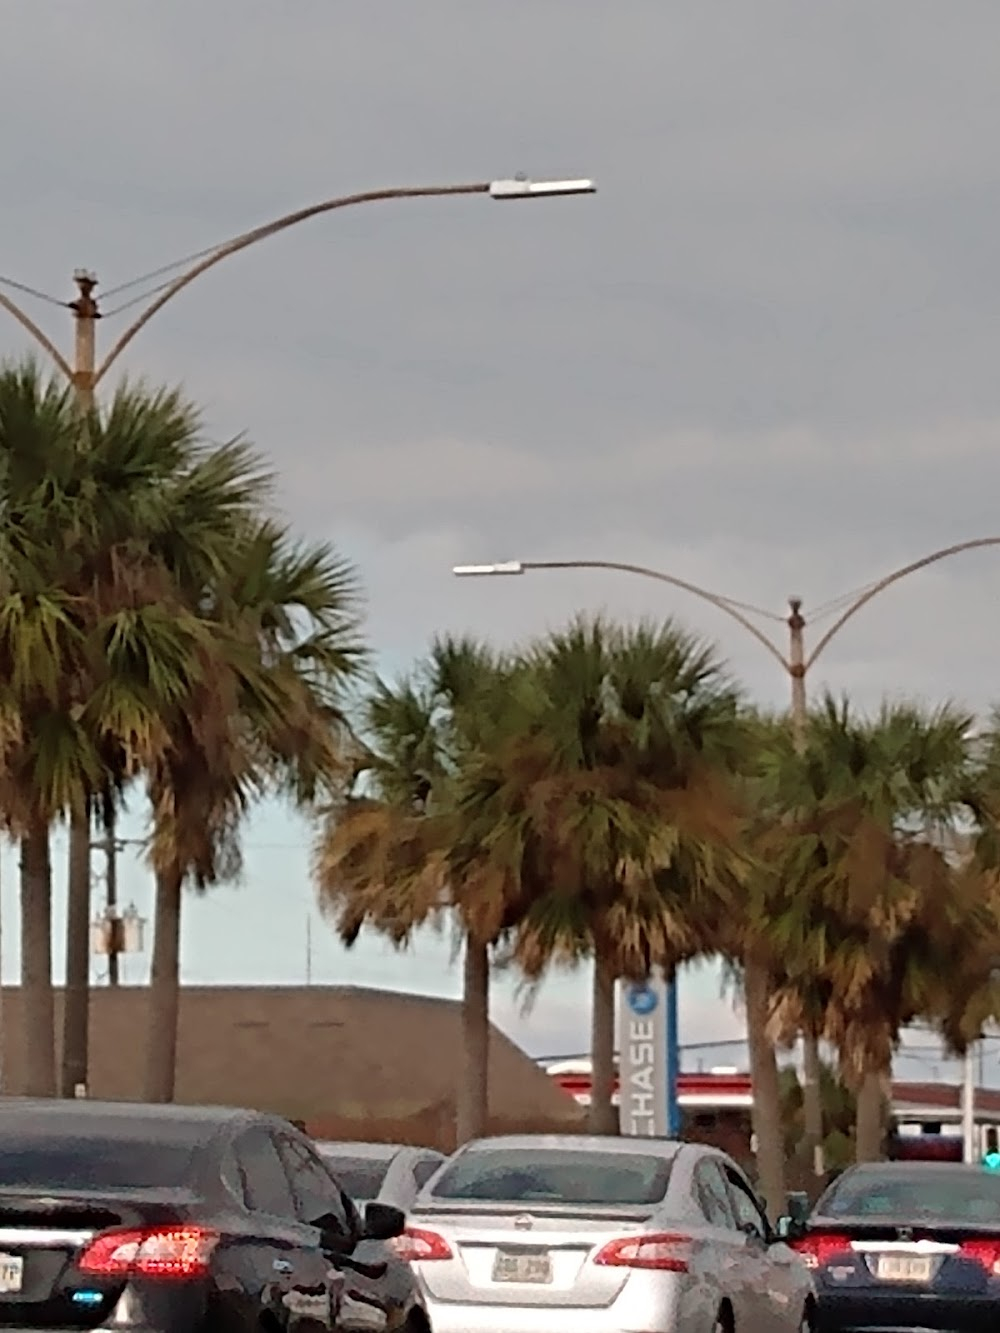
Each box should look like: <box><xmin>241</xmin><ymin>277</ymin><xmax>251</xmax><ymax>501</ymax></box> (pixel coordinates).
<box><xmin>272</xmin><ymin>1258</ymin><xmax>294</xmax><ymax>1274</ymax></box>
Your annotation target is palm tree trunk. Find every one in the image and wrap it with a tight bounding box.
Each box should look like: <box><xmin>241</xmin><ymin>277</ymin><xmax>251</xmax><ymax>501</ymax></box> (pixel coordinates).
<box><xmin>801</xmin><ymin>1027</ymin><xmax>825</xmax><ymax>1179</ymax></box>
<box><xmin>455</xmin><ymin>932</ymin><xmax>489</xmax><ymax>1145</ymax></box>
<box><xmin>143</xmin><ymin>863</ymin><xmax>183</xmax><ymax>1103</ymax></box>
<box><xmin>855</xmin><ymin>1065</ymin><xmax>887</xmax><ymax>1162</ymax></box>
<box><xmin>588</xmin><ymin>951</ymin><xmax>619</xmax><ymax>1135</ymax></box>
<box><xmin>20</xmin><ymin>819</ymin><xmax>55</xmax><ymax>1097</ymax></box>
<box><xmin>743</xmin><ymin>954</ymin><xmax>786</xmax><ymax>1220</ymax></box>
<box><xmin>60</xmin><ymin>806</ymin><xmax>91</xmax><ymax>1098</ymax></box>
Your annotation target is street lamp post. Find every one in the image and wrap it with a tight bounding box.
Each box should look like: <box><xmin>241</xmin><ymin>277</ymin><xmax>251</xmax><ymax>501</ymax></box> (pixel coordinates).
<box><xmin>2</xmin><ymin>176</ymin><xmax>596</xmax><ymax>406</ymax></box>
<box><xmin>454</xmin><ymin>540</ymin><xmax>1000</xmax><ymax>1167</ymax></box>
<box><xmin>0</xmin><ymin>173</ymin><xmax>595</xmax><ymax>1096</ymax></box>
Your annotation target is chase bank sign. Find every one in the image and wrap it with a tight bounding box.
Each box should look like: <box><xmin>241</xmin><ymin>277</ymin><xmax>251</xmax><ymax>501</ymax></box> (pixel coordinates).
<box><xmin>618</xmin><ymin>976</ymin><xmax>668</xmax><ymax>1137</ymax></box>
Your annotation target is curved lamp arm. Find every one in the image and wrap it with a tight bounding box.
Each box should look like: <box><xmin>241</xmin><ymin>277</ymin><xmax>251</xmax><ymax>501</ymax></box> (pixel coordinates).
<box><xmin>458</xmin><ymin>558</ymin><xmax>790</xmax><ymax>672</ymax></box>
<box><xmin>806</xmin><ymin>537</ymin><xmax>1000</xmax><ymax>670</ymax></box>
<box><xmin>0</xmin><ymin>289</ymin><xmax>73</xmax><ymax>382</ymax></box>
<box><xmin>94</xmin><ymin>182</ymin><xmax>492</xmax><ymax>386</ymax></box>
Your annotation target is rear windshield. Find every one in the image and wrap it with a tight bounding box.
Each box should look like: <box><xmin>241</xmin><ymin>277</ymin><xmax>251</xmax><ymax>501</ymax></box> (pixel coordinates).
<box><xmin>320</xmin><ymin>1156</ymin><xmax>392</xmax><ymax>1203</ymax></box>
<box><xmin>823</xmin><ymin>1169</ymin><xmax>1000</xmax><ymax>1222</ymax></box>
<box><xmin>430</xmin><ymin>1148</ymin><xmax>671</xmax><ymax>1205</ymax></box>
<box><xmin>0</xmin><ymin>1139</ymin><xmax>198</xmax><ymax>1192</ymax></box>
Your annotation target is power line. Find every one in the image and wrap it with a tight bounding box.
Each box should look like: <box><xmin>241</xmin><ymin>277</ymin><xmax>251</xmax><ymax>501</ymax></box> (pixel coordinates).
<box><xmin>98</xmin><ymin>241</ymin><xmax>228</xmax><ymax>302</ymax></box>
<box><xmin>0</xmin><ymin>273</ymin><xmax>68</xmax><ymax>309</ymax></box>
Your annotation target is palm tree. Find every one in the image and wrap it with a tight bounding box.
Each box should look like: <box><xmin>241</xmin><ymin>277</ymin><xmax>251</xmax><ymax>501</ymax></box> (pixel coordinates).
<box><xmin>57</xmin><ymin>382</ymin><xmax>275</xmax><ymax>1097</ymax></box>
<box><xmin>757</xmin><ymin>695</ymin><xmax>979</xmax><ymax>1162</ymax></box>
<box><xmin>314</xmin><ymin>636</ymin><xmax>519</xmax><ymax>1143</ymax></box>
<box><xmin>0</xmin><ymin>361</ymin><xmax>250</xmax><ymax>1095</ymax></box>
<box><xmin>143</xmin><ymin>518</ymin><xmax>365</xmax><ymax>1102</ymax></box>
<box><xmin>452</xmin><ymin>616</ymin><xmax>748</xmax><ymax>1137</ymax></box>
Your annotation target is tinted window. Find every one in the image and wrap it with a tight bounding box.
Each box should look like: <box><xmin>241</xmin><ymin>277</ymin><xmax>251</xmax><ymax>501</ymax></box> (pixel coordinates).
<box><xmin>823</xmin><ymin>1168</ymin><xmax>1000</xmax><ymax>1222</ymax></box>
<box><xmin>413</xmin><ymin>1157</ymin><xmax>442</xmax><ymax>1189</ymax></box>
<box><xmin>431</xmin><ymin>1149</ymin><xmax>672</xmax><ymax>1205</ymax></box>
<box><xmin>320</xmin><ymin>1155</ymin><xmax>393</xmax><ymax>1203</ymax></box>
<box><xmin>695</xmin><ymin>1159</ymin><xmax>734</xmax><ymax>1227</ymax></box>
<box><xmin>279</xmin><ymin>1136</ymin><xmax>351</xmax><ymax>1234</ymax></box>
<box><xmin>0</xmin><ymin>1138</ymin><xmax>199</xmax><ymax>1191</ymax></box>
<box><xmin>725</xmin><ymin>1167</ymin><xmax>767</xmax><ymax>1239</ymax></box>
<box><xmin>236</xmin><ymin>1128</ymin><xmax>296</xmax><ymax>1218</ymax></box>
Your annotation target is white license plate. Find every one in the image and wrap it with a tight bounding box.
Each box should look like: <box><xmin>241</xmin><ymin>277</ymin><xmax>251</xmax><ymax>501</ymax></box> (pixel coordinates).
<box><xmin>875</xmin><ymin>1254</ymin><xmax>932</xmax><ymax>1283</ymax></box>
<box><xmin>492</xmin><ymin>1250</ymin><xmax>553</xmax><ymax>1284</ymax></box>
<box><xmin>0</xmin><ymin>1253</ymin><xmax>23</xmax><ymax>1295</ymax></box>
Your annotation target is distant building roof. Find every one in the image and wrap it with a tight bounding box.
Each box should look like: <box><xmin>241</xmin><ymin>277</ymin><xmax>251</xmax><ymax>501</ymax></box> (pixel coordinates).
<box><xmin>0</xmin><ymin>985</ymin><xmax>584</xmax><ymax>1150</ymax></box>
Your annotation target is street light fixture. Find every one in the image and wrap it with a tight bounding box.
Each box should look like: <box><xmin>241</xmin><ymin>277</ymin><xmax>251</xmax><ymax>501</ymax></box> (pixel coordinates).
<box><xmin>454</xmin><ymin>561</ymin><xmax>526</xmax><ymax>576</ymax></box>
<box><xmin>489</xmin><ymin>178</ymin><xmax>596</xmax><ymax>200</ymax></box>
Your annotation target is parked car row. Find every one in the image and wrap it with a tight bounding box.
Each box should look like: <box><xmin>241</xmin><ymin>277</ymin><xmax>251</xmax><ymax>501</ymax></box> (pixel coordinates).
<box><xmin>0</xmin><ymin>1095</ymin><xmax>995</xmax><ymax>1332</ymax></box>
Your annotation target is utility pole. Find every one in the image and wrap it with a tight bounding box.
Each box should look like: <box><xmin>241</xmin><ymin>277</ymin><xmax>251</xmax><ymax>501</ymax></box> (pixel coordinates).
<box><xmin>787</xmin><ymin>597</ymin><xmax>826</xmax><ymax>1180</ymax></box>
<box><xmin>787</xmin><ymin>598</ymin><xmax>808</xmax><ymax>756</ymax></box>
<box><xmin>70</xmin><ymin>270</ymin><xmax>98</xmax><ymax>409</ymax></box>
<box><xmin>102</xmin><ymin>827</ymin><xmax>119</xmax><ymax>987</ymax></box>
<box><xmin>962</xmin><ymin>1044</ymin><xmax>977</xmax><ymax>1162</ymax></box>
<box><xmin>58</xmin><ymin>272</ymin><xmax>102</xmax><ymax>1097</ymax></box>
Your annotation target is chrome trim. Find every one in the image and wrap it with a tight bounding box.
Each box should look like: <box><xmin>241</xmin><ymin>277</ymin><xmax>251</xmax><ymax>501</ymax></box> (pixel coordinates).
<box><xmin>851</xmin><ymin>1238</ymin><xmax>958</xmax><ymax>1255</ymax></box>
<box><xmin>0</xmin><ymin>1227</ymin><xmax>94</xmax><ymax>1248</ymax></box>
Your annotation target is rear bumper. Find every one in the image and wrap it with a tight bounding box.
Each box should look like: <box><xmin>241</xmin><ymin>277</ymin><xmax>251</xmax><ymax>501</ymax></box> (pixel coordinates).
<box><xmin>424</xmin><ymin>1297</ymin><xmax>683</xmax><ymax>1333</ymax></box>
<box><xmin>817</xmin><ymin>1289</ymin><xmax>1000</xmax><ymax>1331</ymax></box>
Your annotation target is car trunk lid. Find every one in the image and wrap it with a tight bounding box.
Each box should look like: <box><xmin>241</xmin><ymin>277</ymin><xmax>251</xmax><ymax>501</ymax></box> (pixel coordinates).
<box><xmin>408</xmin><ymin>1202</ymin><xmax>658</xmax><ymax>1307</ymax></box>
<box><xmin>0</xmin><ymin>1187</ymin><xmax>197</xmax><ymax>1328</ymax></box>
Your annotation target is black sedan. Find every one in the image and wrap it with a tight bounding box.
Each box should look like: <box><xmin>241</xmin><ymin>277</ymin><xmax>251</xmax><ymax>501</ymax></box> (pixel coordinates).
<box><xmin>785</xmin><ymin>1160</ymin><xmax>1000</xmax><ymax>1331</ymax></box>
<box><xmin>0</xmin><ymin>1097</ymin><xmax>431</xmax><ymax>1333</ymax></box>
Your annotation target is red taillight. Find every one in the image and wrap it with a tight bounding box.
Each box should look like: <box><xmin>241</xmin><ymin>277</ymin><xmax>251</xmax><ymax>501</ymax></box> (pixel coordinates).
<box><xmin>788</xmin><ymin>1233</ymin><xmax>853</xmax><ymax>1270</ymax></box>
<box><xmin>78</xmin><ymin>1225</ymin><xmax>218</xmax><ymax>1280</ymax></box>
<box><xmin>593</xmin><ymin>1232</ymin><xmax>691</xmax><ymax>1273</ymax></box>
<box><xmin>390</xmin><ymin>1227</ymin><xmax>454</xmax><ymax>1262</ymax></box>
<box><xmin>960</xmin><ymin>1237</ymin><xmax>1000</xmax><ymax>1276</ymax></box>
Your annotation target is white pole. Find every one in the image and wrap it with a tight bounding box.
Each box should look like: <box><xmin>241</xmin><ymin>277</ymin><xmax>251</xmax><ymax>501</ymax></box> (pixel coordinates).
<box><xmin>962</xmin><ymin>1044</ymin><xmax>977</xmax><ymax>1163</ymax></box>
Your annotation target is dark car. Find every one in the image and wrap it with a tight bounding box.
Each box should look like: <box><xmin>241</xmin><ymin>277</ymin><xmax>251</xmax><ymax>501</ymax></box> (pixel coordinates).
<box><xmin>784</xmin><ymin>1160</ymin><xmax>1000</xmax><ymax>1331</ymax></box>
<box><xmin>0</xmin><ymin>1097</ymin><xmax>431</xmax><ymax>1333</ymax></box>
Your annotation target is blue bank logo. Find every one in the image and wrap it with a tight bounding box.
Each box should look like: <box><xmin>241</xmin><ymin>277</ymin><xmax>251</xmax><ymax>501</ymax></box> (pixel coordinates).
<box><xmin>626</xmin><ymin>983</ymin><xmax>658</xmax><ymax>1017</ymax></box>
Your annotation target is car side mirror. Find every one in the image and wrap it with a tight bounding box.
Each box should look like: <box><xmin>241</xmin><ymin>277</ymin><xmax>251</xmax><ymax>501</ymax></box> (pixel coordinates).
<box><xmin>775</xmin><ymin>1214</ymin><xmax>806</xmax><ymax>1242</ymax></box>
<box><xmin>310</xmin><ymin>1210</ymin><xmax>356</xmax><ymax>1252</ymax></box>
<box><xmin>363</xmin><ymin>1200</ymin><xmax>405</xmax><ymax>1242</ymax></box>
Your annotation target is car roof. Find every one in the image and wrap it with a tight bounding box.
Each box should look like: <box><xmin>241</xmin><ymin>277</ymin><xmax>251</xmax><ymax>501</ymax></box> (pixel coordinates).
<box><xmin>0</xmin><ymin>1098</ymin><xmax>260</xmax><ymax>1147</ymax></box>
<box><xmin>458</xmin><ymin>1134</ymin><xmax>682</xmax><ymax>1159</ymax></box>
<box><xmin>316</xmin><ymin>1141</ymin><xmax>408</xmax><ymax>1160</ymax></box>
<box><xmin>840</xmin><ymin>1161</ymin><xmax>991</xmax><ymax>1177</ymax></box>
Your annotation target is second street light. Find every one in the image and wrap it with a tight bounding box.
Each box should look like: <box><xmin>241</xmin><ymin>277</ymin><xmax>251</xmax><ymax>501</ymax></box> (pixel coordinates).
<box><xmin>455</xmin><ymin>539</ymin><xmax>1000</xmax><ymax>1166</ymax></box>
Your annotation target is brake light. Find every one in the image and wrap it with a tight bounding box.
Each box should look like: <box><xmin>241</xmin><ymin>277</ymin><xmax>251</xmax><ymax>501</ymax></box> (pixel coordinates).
<box><xmin>788</xmin><ymin>1233</ymin><xmax>853</xmax><ymax>1270</ymax></box>
<box><xmin>391</xmin><ymin>1227</ymin><xmax>453</xmax><ymax>1262</ymax></box>
<box><xmin>593</xmin><ymin>1232</ymin><xmax>691</xmax><ymax>1272</ymax></box>
<box><xmin>960</xmin><ymin>1237</ymin><xmax>1000</xmax><ymax>1276</ymax></box>
<box><xmin>78</xmin><ymin>1225</ymin><xmax>219</xmax><ymax>1280</ymax></box>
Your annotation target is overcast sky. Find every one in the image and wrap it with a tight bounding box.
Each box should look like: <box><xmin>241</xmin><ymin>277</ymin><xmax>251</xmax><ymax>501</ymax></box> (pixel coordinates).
<box><xmin>2</xmin><ymin>2</ymin><xmax>1000</xmax><ymax>1081</ymax></box>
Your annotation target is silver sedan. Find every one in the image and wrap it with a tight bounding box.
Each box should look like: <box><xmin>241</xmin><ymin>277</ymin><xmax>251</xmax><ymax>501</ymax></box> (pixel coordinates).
<box><xmin>395</xmin><ymin>1134</ymin><xmax>815</xmax><ymax>1333</ymax></box>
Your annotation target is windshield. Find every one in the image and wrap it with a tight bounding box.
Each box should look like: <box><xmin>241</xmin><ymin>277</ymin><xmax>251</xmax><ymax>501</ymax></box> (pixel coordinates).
<box><xmin>430</xmin><ymin>1148</ymin><xmax>672</xmax><ymax>1205</ymax></box>
<box><xmin>823</xmin><ymin>1169</ymin><xmax>1000</xmax><ymax>1222</ymax></box>
<box><xmin>320</xmin><ymin>1155</ymin><xmax>393</xmax><ymax>1203</ymax></box>
<box><xmin>0</xmin><ymin>1139</ymin><xmax>198</xmax><ymax>1192</ymax></box>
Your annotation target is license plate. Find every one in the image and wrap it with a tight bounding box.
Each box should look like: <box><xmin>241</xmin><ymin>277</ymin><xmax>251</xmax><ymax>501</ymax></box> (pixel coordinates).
<box><xmin>875</xmin><ymin>1254</ymin><xmax>932</xmax><ymax>1283</ymax></box>
<box><xmin>492</xmin><ymin>1250</ymin><xmax>553</xmax><ymax>1284</ymax></box>
<box><xmin>0</xmin><ymin>1253</ymin><xmax>23</xmax><ymax>1295</ymax></box>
